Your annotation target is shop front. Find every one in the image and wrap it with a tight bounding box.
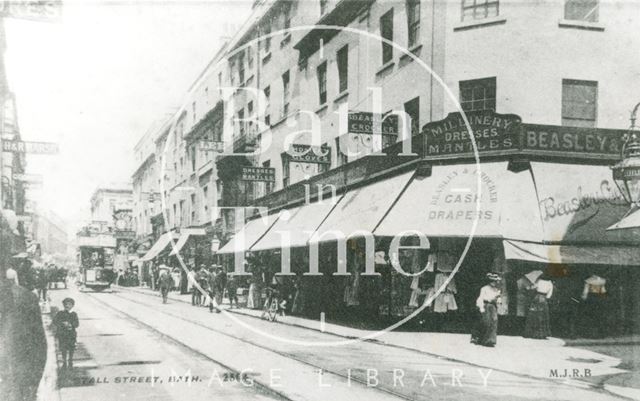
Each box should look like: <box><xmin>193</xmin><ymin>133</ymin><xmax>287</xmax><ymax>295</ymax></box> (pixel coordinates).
<box><xmin>219</xmin><ymin>110</ymin><xmax>640</xmax><ymax>337</ymax></box>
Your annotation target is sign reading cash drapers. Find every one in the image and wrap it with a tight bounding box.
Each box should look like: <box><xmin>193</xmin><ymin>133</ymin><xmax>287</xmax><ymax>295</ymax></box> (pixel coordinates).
<box><xmin>285</xmin><ymin>144</ymin><xmax>331</xmax><ymax>164</ymax></box>
<box><xmin>241</xmin><ymin>167</ymin><xmax>276</xmax><ymax>182</ymax></box>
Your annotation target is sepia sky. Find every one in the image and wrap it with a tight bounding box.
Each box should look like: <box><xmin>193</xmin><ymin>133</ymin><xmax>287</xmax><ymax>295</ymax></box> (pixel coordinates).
<box><xmin>4</xmin><ymin>0</ymin><xmax>253</xmax><ymax>234</ymax></box>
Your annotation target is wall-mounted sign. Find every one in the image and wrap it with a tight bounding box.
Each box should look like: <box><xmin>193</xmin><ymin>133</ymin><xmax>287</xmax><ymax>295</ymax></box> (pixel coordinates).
<box><xmin>3</xmin><ymin>140</ymin><xmax>59</xmax><ymax>154</ymax></box>
<box><xmin>199</xmin><ymin>141</ymin><xmax>225</xmax><ymax>152</ymax></box>
<box><xmin>348</xmin><ymin>112</ymin><xmax>399</xmax><ymax>136</ymax></box>
<box><xmin>423</xmin><ymin>110</ymin><xmax>521</xmax><ymax>158</ymax></box>
<box><xmin>16</xmin><ymin>215</ymin><xmax>32</xmax><ymax>223</ymax></box>
<box><xmin>522</xmin><ymin>125</ymin><xmax>622</xmax><ymax>157</ymax></box>
<box><xmin>241</xmin><ymin>167</ymin><xmax>275</xmax><ymax>182</ymax></box>
<box><xmin>0</xmin><ymin>0</ymin><xmax>62</xmax><ymax>22</ymax></box>
<box><xmin>13</xmin><ymin>173</ymin><xmax>43</xmax><ymax>183</ymax></box>
<box><xmin>284</xmin><ymin>144</ymin><xmax>331</xmax><ymax>164</ymax></box>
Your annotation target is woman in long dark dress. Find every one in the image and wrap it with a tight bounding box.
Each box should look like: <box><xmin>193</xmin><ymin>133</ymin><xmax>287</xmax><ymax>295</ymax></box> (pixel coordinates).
<box><xmin>524</xmin><ymin>273</ymin><xmax>553</xmax><ymax>339</ymax></box>
<box><xmin>471</xmin><ymin>273</ymin><xmax>502</xmax><ymax>347</ymax></box>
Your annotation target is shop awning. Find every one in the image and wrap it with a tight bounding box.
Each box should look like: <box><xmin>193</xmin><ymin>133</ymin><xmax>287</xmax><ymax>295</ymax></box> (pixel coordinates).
<box><xmin>251</xmin><ymin>199</ymin><xmax>342</xmax><ymax>251</ymax></box>
<box><xmin>217</xmin><ymin>213</ymin><xmax>279</xmax><ymax>254</ymax></box>
<box><xmin>169</xmin><ymin>228</ymin><xmax>207</xmax><ymax>256</ymax></box>
<box><xmin>139</xmin><ymin>232</ymin><xmax>179</xmax><ymax>261</ymax></box>
<box><xmin>607</xmin><ymin>208</ymin><xmax>640</xmax><ymax>231</ymax></box>
<box><xmin>310</xmin><ymin>171</ymin><xmax>414</xmax><ymax>243</ymax></box>
<box><xmin>504</xmin><ymin>239</ymin><xmax>640</xmax><ymax>266</ymax></box>
<box><xmin>374</xmin><ymin>162</ymin><xmax>544</xmax><ymax>241</ymax></box>
<box><xmin>529</xmin><ymin>162</ymin><xmax>637</xmax><ymax>243</ymax></box>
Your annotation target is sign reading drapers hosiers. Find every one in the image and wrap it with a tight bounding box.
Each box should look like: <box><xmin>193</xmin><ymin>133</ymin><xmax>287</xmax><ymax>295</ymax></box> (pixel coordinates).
<box><xmin>423</xmin><ymin>110</ymin><xmax>521</xmax><ymax>158</ymax></box>
<box><xmin>241</xmin><ymin>167</ymin><xmax>275</xmax><ymax>182</ymax></box>
<box><xmin>285</xmin><ymin>144</ymin><xmax>331</xmax><ymax>164</ymax></box>
<box><xmin>348</xmin><ymin>112</ymin><xmax>399</xmax><ymax>136</ymax></box>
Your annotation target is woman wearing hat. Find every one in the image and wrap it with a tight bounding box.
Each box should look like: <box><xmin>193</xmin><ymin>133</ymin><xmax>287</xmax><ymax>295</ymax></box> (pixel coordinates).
<box><xmin>471</xmin><ymin>273</ymin><xmax>502</xmax><ymax>347</ymax></box>
<box><xmin>524</xmin><ymin>272</ymin><xmax>553</xmax><ymax>339</ymax></box>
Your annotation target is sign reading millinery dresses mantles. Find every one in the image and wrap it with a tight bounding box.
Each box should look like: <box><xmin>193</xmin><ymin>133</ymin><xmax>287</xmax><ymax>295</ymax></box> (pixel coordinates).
<box><xmin>284</xmin><ymin>144</ymin><xmax>331</xmax><ymax>164</ymax></box>
<box><xmin>423</xmin><ymin>110</ymin><xmax>521</xmax><ymax>158</ymax></box>
<box><xmin>241</xmin><ymin>167</ymin><xmax>276</xmax><ymax>182</ymax></box>
<box><xmin>2</xmin><ymin>140</ymin><xmax>59</xmax><ymax>154</ymax></box>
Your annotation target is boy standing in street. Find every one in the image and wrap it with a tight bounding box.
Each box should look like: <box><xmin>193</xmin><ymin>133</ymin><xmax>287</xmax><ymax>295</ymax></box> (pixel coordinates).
<box><xmin>53</xmin><ymin>297</ymin><xmax>79</xmax><ymax>368</ymax></box>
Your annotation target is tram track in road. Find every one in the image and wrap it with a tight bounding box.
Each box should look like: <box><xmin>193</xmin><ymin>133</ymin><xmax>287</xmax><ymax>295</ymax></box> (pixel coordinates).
<box><xmin>87</xmin><ymin>290</ymin><xmax>425</xmax><ymax>401</ymax></box>
<box><xmin>110</xmin><ymin>287</ymin><xmax>627</xmax><ymax>401</ymax></box>
<box><xmin>79</xmin><ymin>290</ymin><xmax>295</xmax><ymax>401</ymax></box>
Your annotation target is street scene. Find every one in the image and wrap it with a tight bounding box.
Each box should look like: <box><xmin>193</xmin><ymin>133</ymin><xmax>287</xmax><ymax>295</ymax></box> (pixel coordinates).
<box><xmin>2</xmin><ymin>0</ymin><xmax>640</xmax><ymax>400</ymax></box>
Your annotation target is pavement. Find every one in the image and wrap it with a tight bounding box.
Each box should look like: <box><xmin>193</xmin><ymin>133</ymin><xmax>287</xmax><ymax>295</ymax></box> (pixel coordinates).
<box><xmin>109</xmin><ymin>285</ymin><xmax>639</xmax><ymax>400</ymax></box>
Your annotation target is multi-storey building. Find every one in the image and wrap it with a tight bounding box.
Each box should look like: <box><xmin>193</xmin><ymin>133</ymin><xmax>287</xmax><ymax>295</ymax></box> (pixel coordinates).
<box><xmin>134</xmin><ymin>0</ymin><xmax>640</xmax><ymax>334</ymax></box>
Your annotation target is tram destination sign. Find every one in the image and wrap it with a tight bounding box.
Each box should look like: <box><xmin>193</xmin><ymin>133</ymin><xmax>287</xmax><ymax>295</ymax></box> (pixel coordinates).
<box><xmin>241</xmin><ymin>167</ymin><xmax>276</xmax><ymax>182</ymax></box>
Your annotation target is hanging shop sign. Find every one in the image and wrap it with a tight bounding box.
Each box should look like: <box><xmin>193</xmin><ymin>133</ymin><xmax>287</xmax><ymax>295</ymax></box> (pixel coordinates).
<box><xmin>348</xmin><ymin>111</ymin><xmax>399</xmax><ymax>136</ymax></box>
<box><xmin>2</xmin><ymin>140</ymin><xmax>59</xmax><ymax>154</ymax></box>
<box><xmin>15</xmin><ymin>215</ymin><xmax>32</xmax><ymax>223</ymax></box>
<box><xmin>0</xmin><ymin>0</ymin><xmax>62</xmax><ymax>21</ymax></box>
<box><xmin>13</xmin><ymin>173</ymin><xmax>43</xmax><ymax>183</ymax></box>
<box><xmin>284</xmin><ymin>144</ymin><xmax>331</xmax><ymax>164</ymax></box>
<box><xmin>199</xmin><ymin>140</ymin><xmax>225</xmax><ymax>152</ymax></box>
<box><xmin>423</xmin><ymin>110</ymin><xmax>521</xmax><ymax>158</ymax></box>
<box><xmin>241</xmin><ymin>167</ymin><xmax>276</xmax><ymax>182</ymax></box>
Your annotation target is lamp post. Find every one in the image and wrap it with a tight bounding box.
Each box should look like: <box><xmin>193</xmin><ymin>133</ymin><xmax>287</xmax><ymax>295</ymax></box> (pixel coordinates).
<box><xmin>612</xmin><ymin>102</ymin><xmax>640</xmax><ymax>208</ymax></box>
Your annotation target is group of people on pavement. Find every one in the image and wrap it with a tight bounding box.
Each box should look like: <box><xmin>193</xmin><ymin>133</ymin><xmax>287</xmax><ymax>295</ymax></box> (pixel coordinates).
<box><xmin>157</xmin><ymin>264</ymin><xmax>239</xmax><ymax>312</ymax></box>
<box><xmin>471</xmin><ymin>270</ymin><xmax>562</xmax><ymax>347</ymax></box>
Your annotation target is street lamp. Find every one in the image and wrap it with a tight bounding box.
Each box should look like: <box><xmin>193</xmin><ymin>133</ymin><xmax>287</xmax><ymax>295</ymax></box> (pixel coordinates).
<box><xmin>612</xmin><ymin>102</ymin><xmax>640</xmax><ymax>208</ymax></box>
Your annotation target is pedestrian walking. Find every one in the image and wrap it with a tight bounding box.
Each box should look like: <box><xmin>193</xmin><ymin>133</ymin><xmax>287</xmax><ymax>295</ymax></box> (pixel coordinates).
<box><xmin>471</xmin><ymin>273</ymin><xmax>502</xmax><ymax>347</ymax></box>
<box><xmin>188</xmin><ymin>268</ymin><xmax>199</xmax><ymax>306</ymax></box>
<box><xmin>35</xmin><ymin>268</ymin><xmax>48</xmax><ymax>302</ymax></box>
<box><xmin>524</xmin><ymin>273</ymin><xmax>553</xmax><ymax>339</ymax></box>
<box><xmin>211</xmin><ymin>267</ymin><xmax>226</xmax><ymax>313</ymax></box>
<box><xmin>226</xmin><ymin>274</ymin><xmax>238</xmax><ymax>308</ymax></box>
<box><xmin>0</xmin><ymin>272</ymin><xmax>47</xmax><ymax>401</ymax></box>
<box><xmin>197</xmin><ymin>266</ymin><xmax>210</xmax><ymax>306</ymax></box>
<box><xmin>158</xmin><ymin>269</ymin><xmax>173</xmax><ymax>304</ymax></box>
<box><xmin>5</xmin><ymin>266</ymin><xmax>19</xmax><ymax>286</ymax></box>
<box><xmin>53</xmin><ymin>297</ymin><xmax>79</xmax><ymax>369</ymax></box>
<box><xmin>208</xmin><ymin>266</ymin><xmax>217</xmax><ymax>312</ymax></box>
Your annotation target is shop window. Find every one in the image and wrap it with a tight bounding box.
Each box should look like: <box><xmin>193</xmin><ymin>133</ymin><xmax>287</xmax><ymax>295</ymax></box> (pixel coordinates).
<box><xmin>282</xmin><ymin>70</ymin><xmax>290</xmax><ymax>116</ymax></box>
<box><xmin>459</xmin><ymin>77</ymin><xmax>496</xmax><ymax>112</ymax></box>
<box><xmin>282</xmin><ymin>156</ymin><xmax>290</xmax><ymax>187</ymax></box>
<box><xmin>238</xmin><ymin>52</ymin><xmax>245</xmax><ymax>84</ymax></box>
<box><xmin>337</xmin><ymin>45</ymin><xmax>348</xmax><ymax>93</ymax></box>
<box><xmin>263</xmin><ymin>85</ymin><xmax>271</xmax><ymax>126</ymax></box>
<box><xmin>192</xmin><ymin>101</ymin><xmax>197</xmax><ymax>122</ymax></box>
<box><xmin>564</xmin><ymin>0</ymin><xmax>598</xmax><ymax>22</ymax></box>
<box><xmin>284</xmin><ymin>3</ymin><xmax>291</xmax><ymax>29</ymax></box>
<box><xmin>562</xmin><ymin>79</ymin><xmax>597</xmax><ymax>127</ymax></box>
<box><xmin>320</xmin><ymin>0</ymin><xmax>328</xmax><ymax>15</ymax></box>
<box><xmin>247</xmin><ymin>101</ymin><xmax>254</xmax><ymax>134</ymax></box>
<box><xmin>247</xmin><ymin>46</ymin><xmax>254</xmax><ymax>69</ymax></box>
<box><xmin>238</xmin><ymin>109</ymin><xmax>245</xmax><ymax>136</ymax></box>
<box><xmin>263</xmin><ymin>24</ymin><xmax>271</xmax><ymax>53</ymax></box>
<box><xmin>335</xmin><ymin>137</ymin><xmax>348</xmax><ymax>166</ymax></box>
<box><xmin>380</xmin><ymin>9</ymin><xmax>394</xmax><ymax>64</ymax></box>
<box><xmin>317</xmin><ymin>61</ymin><xmax>327</xmax><ymax>105</ymax></box>
<box><xmin>406</xmin><ymin>0</ymin><xmax>420</xmax><ymax>47</ymax></box>
<box><xmin>461</xmin><ymin>0</ymin><xmax>499</xmax><ymax>22</ymax></box>
<box><xmin>190</xmin><ymin>146</ymin><xmax>196</xmax><ymax>172</ymax></box>
<box><xmin>404</xmin><ymin>97</ymin><xmax>420</xmax><ymax>136</ymax></box>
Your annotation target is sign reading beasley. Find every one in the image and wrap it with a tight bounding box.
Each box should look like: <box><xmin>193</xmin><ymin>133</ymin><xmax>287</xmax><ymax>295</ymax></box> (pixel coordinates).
<box><xmin>522</xmin><ymin>125</ymin><xmax>624</xmax><ymax>158</ymax></box>
<box><xmin>241</xmin><ymin>167</ymin><xmax>276</xmax><ymax>182</ymax></box>
<box><xmin>423</xmin><ymin>110</ymin><xmax>521</xmax><ymax>158</ymax></box>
